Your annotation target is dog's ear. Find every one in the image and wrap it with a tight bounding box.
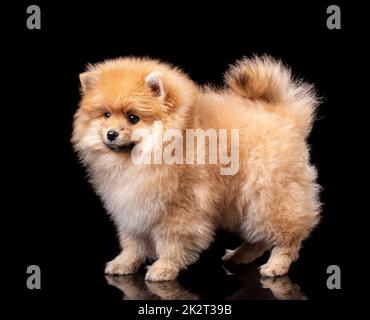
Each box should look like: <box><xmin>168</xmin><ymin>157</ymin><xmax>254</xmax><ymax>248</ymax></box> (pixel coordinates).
<box><xmin>145</xmin><ymin>72</ymin><xmax>166</xmax><ymax>98</ymax></box>
<box><xmin>79</xmin><ymin>71</ymin><xmax>98</xmax><ymax>93</ymax></box>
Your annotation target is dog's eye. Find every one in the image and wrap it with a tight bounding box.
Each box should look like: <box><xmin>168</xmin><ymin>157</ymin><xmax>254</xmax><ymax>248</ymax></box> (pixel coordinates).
<box><xmin>103</xmin><ymin>112</ymin><xmax>111</xmax><ymax>118</ymax></box>
<box><xmin>128</xmin><ymin>114</ymin><xmax>140</xmax><ymax>124</ymax></box>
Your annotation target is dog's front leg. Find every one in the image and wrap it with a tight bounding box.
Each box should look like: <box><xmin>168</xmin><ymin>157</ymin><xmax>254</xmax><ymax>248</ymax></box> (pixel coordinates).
<box><xmin>105</xmin><ymin>232</ymin><xmax>147</xmax><ymax>275</ymax></box>
<box><xmin>145</xmin><ymin>215</ymin><xmax>214</xmax><ymax>281</ymax></box>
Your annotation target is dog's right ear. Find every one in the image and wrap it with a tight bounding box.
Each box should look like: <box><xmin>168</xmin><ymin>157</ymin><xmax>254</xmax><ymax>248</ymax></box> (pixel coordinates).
<box><xmin>79</xmin><ymin>71</ymin><xmax>98</xmax><ymax>93</ymax></box>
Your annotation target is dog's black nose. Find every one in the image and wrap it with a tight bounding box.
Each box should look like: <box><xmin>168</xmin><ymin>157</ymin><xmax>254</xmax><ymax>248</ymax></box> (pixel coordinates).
<box><xmin>107</xmin><ymin>130</ymin><xmax>119</xmax><ymax>141</ymax></box>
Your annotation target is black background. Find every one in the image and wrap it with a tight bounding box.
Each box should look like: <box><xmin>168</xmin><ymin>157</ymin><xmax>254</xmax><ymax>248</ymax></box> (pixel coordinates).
<box><xmin>6</xmin><ymin>0</ymin><xmax>355</xmax><ymax>314</ymax></box>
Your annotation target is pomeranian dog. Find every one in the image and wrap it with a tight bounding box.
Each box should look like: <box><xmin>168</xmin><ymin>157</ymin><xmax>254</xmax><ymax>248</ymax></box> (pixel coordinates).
<box><xmin>72</xmin><ymin>56</ymin><xmax>321</xmax><ymax>281</ymax></box>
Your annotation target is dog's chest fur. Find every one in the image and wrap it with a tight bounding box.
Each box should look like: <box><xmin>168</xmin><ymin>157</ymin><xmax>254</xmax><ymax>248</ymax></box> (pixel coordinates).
<box><xmin>88</xmin><ymin>154</ymin><xmax>165</xmax><ymax>235</ymax></box>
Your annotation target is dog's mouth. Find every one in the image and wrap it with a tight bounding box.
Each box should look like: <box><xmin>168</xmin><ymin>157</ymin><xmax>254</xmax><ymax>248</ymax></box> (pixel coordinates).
<box><xmin>105</xmin><ymin>142</ymin><xmax>136</xmax><ymax>153</ymax></box>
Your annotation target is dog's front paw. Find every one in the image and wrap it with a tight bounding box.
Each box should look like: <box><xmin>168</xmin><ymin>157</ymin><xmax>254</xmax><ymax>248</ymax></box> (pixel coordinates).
<box><xmin>145</xmin><ymin>262</ymin><xmax>179</xmax><ymax>282</ymax></box>
<box><xmin>259</xmin><ymin>262</ymin><xmax>289</xmax><ymax>277</ymax></box>
<box><xmin>105</xmin><ymin>256</ymin><xmax>139</xmax><ymax>275</ymax></box>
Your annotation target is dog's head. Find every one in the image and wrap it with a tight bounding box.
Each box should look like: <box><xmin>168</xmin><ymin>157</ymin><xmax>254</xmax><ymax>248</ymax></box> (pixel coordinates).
<box><xmin>71</xmin><ymin>57</ymin><xmax>196</xmax><ymax>162</ymax></box>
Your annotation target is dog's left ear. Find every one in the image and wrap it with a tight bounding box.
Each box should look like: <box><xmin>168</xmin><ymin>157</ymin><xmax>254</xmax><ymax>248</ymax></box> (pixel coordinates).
<box><xmin>145</xmin><ymin>72</ymin><xmax>166</xmax><ymax>98</ymax></box>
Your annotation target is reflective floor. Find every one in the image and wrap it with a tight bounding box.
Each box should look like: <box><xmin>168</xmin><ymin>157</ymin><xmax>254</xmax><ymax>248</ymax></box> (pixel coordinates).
<box><xmin>105</xmin><ymin>263</ymin><xmax>306</xmax><ymax>300</ymax></box>
<box><xmin>99</xmin><ymin>231</ymin><xmax>329</xmax><ymax>300</ymax></box>
<box><xmin>99</xmin><ymin>231</ymin><xmax>324</xmax><ymax>300</ymax></box>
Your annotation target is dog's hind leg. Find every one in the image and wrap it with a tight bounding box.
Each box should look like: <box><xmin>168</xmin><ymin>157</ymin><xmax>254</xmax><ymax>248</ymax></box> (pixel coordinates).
<box><xmin>259</xmin><ymin>241</ymin><xmax>301</xmax><ymax>277</ymax></box>
<box><xmin>222</xmin><ymin>241</ymin><xmax>269</xmax><ymax>265</ymax></box>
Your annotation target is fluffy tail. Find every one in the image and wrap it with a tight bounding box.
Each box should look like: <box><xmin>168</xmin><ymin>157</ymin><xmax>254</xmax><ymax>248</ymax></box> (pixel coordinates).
<box><xmin>225</xmin><ymin>55</ymin><xmax>319</xmax><ymax>136</ymax></box>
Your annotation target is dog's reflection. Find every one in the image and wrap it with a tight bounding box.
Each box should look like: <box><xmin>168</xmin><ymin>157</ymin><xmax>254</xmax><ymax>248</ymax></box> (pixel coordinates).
<box><xmin>224</xmin><ymin>263</ymin><xmax>306</xmax><ymax>300</ymax></box>
<box><xmin>260</xmin><ymin>276</ymin><xmax>306</xmax><ymax>300</ymax></box>
<box><xmin>106</xmin><ymin>274</ymin><xmax>199</xmax><ymax>300</ymax></box>
<box><xmin>106</xmin><ymin>263</ymin><xmax>305</xmax><ymax>300</ymax></box>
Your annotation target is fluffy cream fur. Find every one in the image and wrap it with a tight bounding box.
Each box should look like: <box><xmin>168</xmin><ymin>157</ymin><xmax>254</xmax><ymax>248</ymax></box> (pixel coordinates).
<box><xmin>72</xmin><ymin>56</ymin><xmax>321</xmax><ymax>281</ymax></box>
